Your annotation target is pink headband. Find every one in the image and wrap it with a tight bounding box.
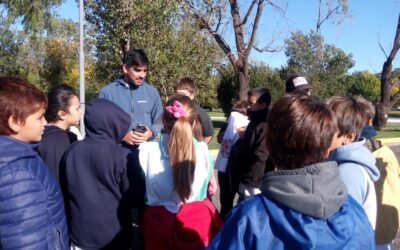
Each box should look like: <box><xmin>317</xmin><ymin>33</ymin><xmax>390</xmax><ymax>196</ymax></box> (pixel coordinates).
<box><xmin>165</xmin><ymin>100</ymin><xmax>187</xmax><ymax>119</ymax></box>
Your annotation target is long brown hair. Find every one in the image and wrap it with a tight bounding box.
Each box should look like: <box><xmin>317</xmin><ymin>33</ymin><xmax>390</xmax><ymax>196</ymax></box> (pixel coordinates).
<box><xmin>163</xmin><ymin>94</ymin><xmax>198</xmax><ymax>202</ymax></box>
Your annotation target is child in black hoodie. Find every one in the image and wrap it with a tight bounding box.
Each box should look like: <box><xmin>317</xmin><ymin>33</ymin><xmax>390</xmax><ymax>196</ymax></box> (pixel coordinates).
<box><xmin>62</xmin><ymin>98</ymin><xmax>145</xmax><ymax>250</ymax></box>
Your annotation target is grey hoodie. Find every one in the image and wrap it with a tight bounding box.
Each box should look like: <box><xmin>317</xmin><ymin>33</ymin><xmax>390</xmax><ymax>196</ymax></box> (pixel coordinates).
<box><xmin>261</xmin><ymin>161</ymin><xmax>347</xmax><ymax>219</ymax></box>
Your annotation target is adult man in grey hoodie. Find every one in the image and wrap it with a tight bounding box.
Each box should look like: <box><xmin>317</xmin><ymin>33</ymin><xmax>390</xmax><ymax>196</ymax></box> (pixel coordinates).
<box><xmin>99</xmin><ymin>49</ymin><xmax>163</xmax><ymax>145</ymax></box>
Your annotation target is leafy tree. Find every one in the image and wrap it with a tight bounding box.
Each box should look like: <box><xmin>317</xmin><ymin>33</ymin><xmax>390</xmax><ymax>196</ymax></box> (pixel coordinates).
<box><xmin>346</xmin><ymin>71</ymin><xmax>380</xmax><ymax>103</ymax></box>
<box><xmin>217</xmin><ymin>62</ymin><xmax>283</xmax><ymax>116</ymax></box>
<box><xmin>216</xmin><ymin>65</ymin><xmax>238</xmax><ymax>116</ymax></box>
<box><xmin>84</xmin><ymin>0</ymin><xmax>221</xmax><ymax>106</ymax></box>
<box><xmin>0</xmin><ymin>0</ymin><xmax>64</xmax><ymax>33</ymax></box>
<box><xmin>282</xmin><ymin>30</ymin><xmax>354</xmax><ymax>98</ymax></box>
<box><xmin>0</xmin><ymin>11</ymin><xmax>24</xmax><ymax>76</ymax></box>
<box><xmin>248</xmin><ymin>62</ymin><xmax>284</xmax><ymax>103</ymax></box>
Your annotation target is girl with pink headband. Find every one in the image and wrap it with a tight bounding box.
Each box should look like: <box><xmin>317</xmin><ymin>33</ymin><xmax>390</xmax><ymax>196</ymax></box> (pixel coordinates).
<box><xmin>138</xmin><ymin>94</ymin><xmax>222</xmax><ymax>250</ymax></box>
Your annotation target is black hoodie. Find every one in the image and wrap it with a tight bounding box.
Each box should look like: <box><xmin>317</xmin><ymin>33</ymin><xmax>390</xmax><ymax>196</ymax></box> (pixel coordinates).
<box><xmin>240</xmin><ymin>108</ymin><xmax>270</xmax><ymax>188</ymax></box>
<box><xmin>38</xmin><ymin>125</ymin><xmax>77</xmax><ymax>182</ymax></box>
<box><xmin>62</xmin><ymin>98</ymin><xmax>145</xmax><ymax>250</ymax></box>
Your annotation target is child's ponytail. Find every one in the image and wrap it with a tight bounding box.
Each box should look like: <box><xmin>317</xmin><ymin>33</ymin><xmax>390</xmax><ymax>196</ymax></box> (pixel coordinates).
<box><xmin>169</xmin><ymin>118</ymin><xmax>196</xmax><ymax>201</ymax></box>
<box><xmin>163</xmin><ymin>95</ymin><xmax>198</xmax><ymax>202</ymax></box>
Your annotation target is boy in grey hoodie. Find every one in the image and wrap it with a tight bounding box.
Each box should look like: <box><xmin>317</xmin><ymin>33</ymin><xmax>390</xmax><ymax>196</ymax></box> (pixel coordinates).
<box><xmin>327</xmin><ymin>96</ymin><xmax>380</xmax><ymax>229</ymax></box>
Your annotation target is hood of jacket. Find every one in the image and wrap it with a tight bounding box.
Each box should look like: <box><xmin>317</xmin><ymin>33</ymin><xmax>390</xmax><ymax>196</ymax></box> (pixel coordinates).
<box><xmin>261</xmin><ymin>161</ymin><xmax>347</xmax><ymax>219</ymax></box>
<box><xmin>84</xmin><ymin>98</ymin><xmax>131</xmax><ymax>144</ymax></box>
<box><xmin>360</xmin><ymin>125</ymin><xmax>377</xmax><ymax>139</ymax></box>
<box><xmin>328</xmin><ymin>139</ymin><xmax>379</xmax><ymax>181</ymax></box>
<box><xmin>116</xmin><ymin>76</ymin><xmax>144</xmax><ymax>90</ymax></box>
<box><xmin>0</xmin><ymin>135</ymin><xmax>37</xmax><ymax>168</ymax></box>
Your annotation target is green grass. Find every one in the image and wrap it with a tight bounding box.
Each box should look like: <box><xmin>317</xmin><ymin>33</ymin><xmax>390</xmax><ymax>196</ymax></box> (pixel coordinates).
<box><xmin>207</xmin><ymin>111</ymin><xmax>225</xmax><ymax>117</ymax></box>
<box><xmin>208</xmin><ymin>118</ymin><xmax>227</xmax><ymax>150</ymax></box>
<box><xmin>377</xmin><ymin>123</ymin><xmax>400</xmax><ymax>138</ymax></box>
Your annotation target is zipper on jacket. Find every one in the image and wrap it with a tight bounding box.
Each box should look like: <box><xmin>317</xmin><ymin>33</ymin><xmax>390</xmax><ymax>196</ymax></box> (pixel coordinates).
<box><xmin>130</xmin><ymin>88</ymin><xmax>135</xmax><ymax>121</ymax></box>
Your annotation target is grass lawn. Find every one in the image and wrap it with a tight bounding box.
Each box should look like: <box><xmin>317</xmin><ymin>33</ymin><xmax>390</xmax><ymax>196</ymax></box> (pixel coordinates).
<box><xmin>207</xmin><ymin>112</ymin><xmax>400</xmax><ymax>150</ymax></box>
<box><xmin>207</xmin><ymin>111</ymin><xmax>225</xmax><ymax>117</ymax></box>
<box><xmin>377</xmin><ymin>123</ymin><xmax>400</xmax><ymax>138</ymax></box>
<box><xmin>208</xmin><ymin>119</ymin><xmax>226</xmax><ymax>150</ymax></box>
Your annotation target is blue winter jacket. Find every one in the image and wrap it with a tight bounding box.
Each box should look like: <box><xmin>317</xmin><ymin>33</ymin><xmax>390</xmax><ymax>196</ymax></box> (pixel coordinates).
<box><xmin>0</xmin><ymin>135</ymin><xmax>69</xmax><ymax>250</ymax></box>
<box><xmin>99</xmin><ymin>77</ymin><xmax>163</xmax><ymax>136</ymax></box>
<box><xmin>207</xmin><ymin>162</ymin><xmax>374</xmax><ymax>250</ymax></box>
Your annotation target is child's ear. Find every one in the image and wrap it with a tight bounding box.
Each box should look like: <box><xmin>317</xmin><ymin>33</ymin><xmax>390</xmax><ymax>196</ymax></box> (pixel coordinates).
<box><xmin>342</xmin><ymin>133</ymin><xmax>356</xmax><ymax>145</ymax></box>
<box><xmin>58</xmin><ymin>110</ymin><xmax>67</xmax><ymax>121</ymax></box>
<box><xmin>122</xmin><ymin>64</ymin><xmax>129</xmax><ymax>74</ymax></box>
<box><xmin>8</xmin><ymin>116</ymin><xmax>22</xmax><ymax>133</ymax></box>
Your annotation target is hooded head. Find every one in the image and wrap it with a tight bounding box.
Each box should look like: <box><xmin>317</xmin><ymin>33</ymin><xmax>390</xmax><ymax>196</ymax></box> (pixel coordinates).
<box><xmin>84</xmin><ymin>98</ymin><xmax>130</xmax><ymax>144</ymax></box>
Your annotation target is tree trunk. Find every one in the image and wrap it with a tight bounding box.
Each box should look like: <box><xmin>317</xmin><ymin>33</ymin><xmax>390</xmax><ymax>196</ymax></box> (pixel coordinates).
<box><xmin>236</xmin><ymin>63</ymin><xmax>249</xmax><ymax>101</ymax></box>
<box><xmin>376</xmin><ymin>14</ymin><xmax>400</xmax><ymax>129</ymax></box>
<box><xmin>376</xmin><ymin>62</ymin><xmax>392</xmax><ymax>129</ymax></box>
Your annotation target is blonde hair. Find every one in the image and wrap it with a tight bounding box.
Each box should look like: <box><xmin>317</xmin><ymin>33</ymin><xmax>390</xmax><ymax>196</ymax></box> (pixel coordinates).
<box><xmin>163</xmin><ymin>94</ymin><xmax>198</xmax><ymax>202</ymax></box>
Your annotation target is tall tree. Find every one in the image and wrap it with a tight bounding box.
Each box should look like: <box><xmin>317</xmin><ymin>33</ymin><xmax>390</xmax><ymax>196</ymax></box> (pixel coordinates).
<box><xmin>346</xmin><ymin>71</ymin><xmax>380</xmax><ymax>103</ymax></box>
<box><xmin>0</xmin><ymin>0</ymin><xmax>64</xmax><ymax>33</ymax></box>
<box><xmin>184</xmin><ymin>0</ymin><xmax>285</xmax><ymax>100</ymax></box>
<box><xmin>0</xmin><ymin>11</ymin><xmax>24</xmax><ymax>76</ymax></box>
<box><xmin>84</xmin><ymin>0</ymin><xmax>222</xmax><ymax>106</ymax></box>
<box><xmin>375</xmin><ymin>13</ymin><xmax>400</xmax><ymax>129</ymax></box>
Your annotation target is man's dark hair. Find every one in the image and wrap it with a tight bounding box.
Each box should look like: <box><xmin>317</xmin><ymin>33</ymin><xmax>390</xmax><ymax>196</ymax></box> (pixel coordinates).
<box><xmin>123</xmin><ymin>49</ymin><xmax>149</xmax><ymax>68</ymax></box>
<box><xmin>248</xmin><ymin>87</ymin><xmax>271</xmax><ymax>106</ymax></box>
<box><xmin>266</xmin><ymin>94</ymin><xmax>337</xmax><ymax>170</ymax></box>
<box><xmin>326</xmin><ymin>96</ymin><xmax>365</xmax><ymax>140</ymax></box>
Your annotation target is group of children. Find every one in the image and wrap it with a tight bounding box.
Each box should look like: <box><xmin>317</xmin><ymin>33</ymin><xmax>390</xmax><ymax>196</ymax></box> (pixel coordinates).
<box><xmin>0</xmin><ymin>74</ymin><xmax>399</xmax><ymax>250</ymax></box>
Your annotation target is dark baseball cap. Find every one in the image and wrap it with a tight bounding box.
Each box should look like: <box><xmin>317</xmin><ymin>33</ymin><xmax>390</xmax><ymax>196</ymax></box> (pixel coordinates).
<box><xmin>285</xmin><ymin>75</ymin><xmax>310</xmax><ymax>94</ymax></box>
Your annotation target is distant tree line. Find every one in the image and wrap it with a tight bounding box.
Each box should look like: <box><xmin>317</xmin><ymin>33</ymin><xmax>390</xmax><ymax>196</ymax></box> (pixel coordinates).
<box><xmin>0</xmin><ymin>0</ymin><xmax>399</xmax><ymax>128</ymax></box>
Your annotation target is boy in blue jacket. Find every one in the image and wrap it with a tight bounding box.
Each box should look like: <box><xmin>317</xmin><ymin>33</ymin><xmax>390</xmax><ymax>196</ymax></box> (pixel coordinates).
<box><xmin>327</xmin><ymin>96</ymin><xmax>380</xmax><ymax>229</ymax></box>
<box><xmin>208</xmin><ymin>94</ymin><xmax>374</xmax><ymax>250</ymax></box>
<box><xmin>0</xmin><ymin>77</ymin><xmax>69</xmax><ymax>250</ymax></box>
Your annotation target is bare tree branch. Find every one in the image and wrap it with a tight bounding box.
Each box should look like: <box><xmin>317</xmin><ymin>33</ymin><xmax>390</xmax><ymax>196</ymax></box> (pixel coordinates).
<box><xmin>265</xmin><ymin>0</ymin><xmax>286</xmax><ymax>12</ymax></box>
<box><xmin>215</xmin><ymin>5</ymin><xmax>222</xmax><ymax>32</ymax></box>
<box><xmin>253</xmin><ymin>45</ymin><xmax>282</xmax><ymax>53</ymax></box>
<box><xmin>317</xmin><ymin>0</ymin><xmax>322</xmax><ymax>32</ymax></box>
<box><xmin>379</xmin><ymin>41</ymin><xmax>389</xmax><ymax>59</ymax></box>
<box><xmin>230</xmin><ymin>0</ymin><xmax>246</xmax><ymax>57</ymax></box>
<box><xmin>245</xmin><ymin>0</ymin><xmax>265</xmax><ymax>58</ymax></box>
<box><xmin>317</xmin><ymin>5</ymin><xmax>340</xmax><ymax>32</ymax></box>
<box><xmin>387</xmin><ymin>15</ymin><xmax>400</xmax><ymax>61</ymax></box>
<box><xmin>241</xmin><ymin>0</ymin><xmax>257</xmax><ymax>26</ymax></box>
<box><xmin>187</xmin><ymin>3</ymin><xmax>236</xmax><ymax>66</ymax></box>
